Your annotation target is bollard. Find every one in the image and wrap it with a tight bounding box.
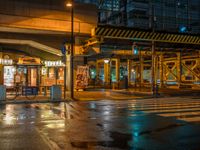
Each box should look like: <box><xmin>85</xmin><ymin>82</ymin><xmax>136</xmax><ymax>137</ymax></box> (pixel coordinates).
<box><xmin>0</xmin><ymin>85</ymin><xmax>6</xmax><ymax>101</ymax></box>
<box><xmin>50</xmin><ymin>85</ymin><xmax>62</xmax><ymax>100</ymax></box>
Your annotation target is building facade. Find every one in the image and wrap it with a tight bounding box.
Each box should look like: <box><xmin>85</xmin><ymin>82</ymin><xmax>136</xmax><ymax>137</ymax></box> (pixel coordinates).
<box><xmin>0</xmin><ymin>0</ymin><xmax>97</xmax><ymax>93</ymax></box>
<box><xmin>87</xmin><ymin>0</ymin><xmax>200</xmax><ymax>34</ymax></box>
<box><xmin>78</xmin><ymin>0</ymin><xmax>200</xmax><ymax>89</ymax></box>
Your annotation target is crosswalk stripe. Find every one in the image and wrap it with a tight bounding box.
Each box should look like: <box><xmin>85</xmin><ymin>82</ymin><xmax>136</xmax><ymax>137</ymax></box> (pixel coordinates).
<box><xmin>126</xmin><ymin>98</ymin><xmax>200</xmax><ymax>123</ymax></box>
<box><xmin>61</xmin><ymin>97</ymin><xmax>200</xmax><ymax>123</ymax></box>
<box><xmin>179</xmin><ymin>116</ymin><xmax>200</xmax><ymax>122</ymax></box>
<box><xmin>96</xmin><ymin>98</ymin><xmax>200</xmax><ymax>123</ymax></box>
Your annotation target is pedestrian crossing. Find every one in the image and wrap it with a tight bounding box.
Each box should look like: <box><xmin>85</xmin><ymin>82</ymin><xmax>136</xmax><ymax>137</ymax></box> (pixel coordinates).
<box><xmin>76</xmin><ymin>97</ymin><xmax>200</xmax><ymax>123</ymax></box>
<box><xmin>136</xmin><ymin>98</ymin><xmax>200</xmax><ymax>122</ymax></box>
<box><xmin>116</xmin><ymin>97</ymin><xmax>200</xmax><ymax>123</ymax></box>
<box><xmin>35</xmin><ymin>97</ymin><xmax>200</xmax><ymax>123</ymax></box>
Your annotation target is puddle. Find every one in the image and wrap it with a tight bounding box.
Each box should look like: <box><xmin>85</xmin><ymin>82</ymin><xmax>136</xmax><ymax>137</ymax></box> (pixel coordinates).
<box><xmin>71</xmin><ymin>123</ymin><xmax>184</xmax><ymax>149</ymax></box>
<box><xmin>71</xmin><ymin>131</ymin><xmax>132</xmax><ymax>149</ymax></box>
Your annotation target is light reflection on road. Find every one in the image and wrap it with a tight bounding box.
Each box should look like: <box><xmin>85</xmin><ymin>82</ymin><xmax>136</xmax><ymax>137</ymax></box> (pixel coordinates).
<box><xmin>0</xmin><ymin>97</ymin><xmax>200</xmax><ymax>150</ymax></box>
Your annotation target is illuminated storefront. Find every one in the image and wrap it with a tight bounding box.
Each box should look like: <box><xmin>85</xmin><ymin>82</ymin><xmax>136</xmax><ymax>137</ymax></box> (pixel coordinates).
<box><xmin>0</xmin><ymin>51</ymin><xmax>66</xmax><ymax>88</ymax></box>
<box><xmin>0</xmin><ymin>56</ymin><xmax>41</xmax><ymax>87</ymax></box>
<box><xmin>41</xmin><ymin>60</ymin><xmax>65</xmax><ymax>87</ymax></box>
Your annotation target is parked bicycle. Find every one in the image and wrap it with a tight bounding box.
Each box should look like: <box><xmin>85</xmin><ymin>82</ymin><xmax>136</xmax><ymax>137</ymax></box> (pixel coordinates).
<box><xmin>6</xmin><ymin>83</ymin><xmax>38</xmax><ymax>100</ymax></box>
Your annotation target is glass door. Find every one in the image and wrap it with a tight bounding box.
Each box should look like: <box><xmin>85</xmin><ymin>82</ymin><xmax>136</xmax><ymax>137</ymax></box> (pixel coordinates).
<box><xmin>28</xmin><ymin>67</ymin><xmax>38</xmax><ymax>86</ymax></box>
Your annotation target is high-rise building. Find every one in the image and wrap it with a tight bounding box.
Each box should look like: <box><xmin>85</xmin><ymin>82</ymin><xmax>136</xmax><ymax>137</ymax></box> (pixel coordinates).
<box><xmin>78</xmin><ymin>0</ymin><xmax>200</xmax><ymax>34</ymax></box>
<box><xmin>125</xmin><ymin>0</ymin><xmax>200</xmax><ymax>33</ymax></box>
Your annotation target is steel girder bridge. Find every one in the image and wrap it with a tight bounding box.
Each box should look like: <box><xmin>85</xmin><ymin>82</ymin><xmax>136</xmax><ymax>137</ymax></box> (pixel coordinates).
<box><xmin>86</xmin><ymin>25</ymin><xmax>200</xmax><ymax>91</ymax></box>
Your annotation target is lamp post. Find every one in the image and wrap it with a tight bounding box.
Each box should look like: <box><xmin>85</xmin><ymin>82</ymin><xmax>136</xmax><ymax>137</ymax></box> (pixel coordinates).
<box><xmin>67</xmin><ymin>0</ymin><xmax>74</xmax><ymax>99</ymax></box>
<box><xmin>151</xmin><ymin>3</ymin><xmax>156</xmax><ymax>97</ymax></box>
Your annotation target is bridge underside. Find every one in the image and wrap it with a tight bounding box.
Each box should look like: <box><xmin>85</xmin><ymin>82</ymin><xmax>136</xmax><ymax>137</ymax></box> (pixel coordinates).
<box><xmin>0</xmin><ymin>31</ymin><xmax>67</xmax><ymax>60</ymax></box>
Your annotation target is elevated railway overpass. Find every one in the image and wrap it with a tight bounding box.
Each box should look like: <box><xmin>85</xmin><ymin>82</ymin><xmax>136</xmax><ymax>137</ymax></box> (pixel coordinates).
<box><xmin>0</xmin><ymin>0</ymin><xmax>97</xmax><ymax>89</ymax></box>
<box><xmin>0</xmin><ymin>0</ymin><xmax>200</xmax><ymax>94</ymax></box>
<box><xmin>89</xmin><ymin>25</ymin><xmax>200</xmax><ymax>91</ymax></box>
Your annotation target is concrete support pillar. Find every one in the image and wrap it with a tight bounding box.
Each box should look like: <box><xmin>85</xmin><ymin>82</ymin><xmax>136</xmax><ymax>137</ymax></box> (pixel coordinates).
<box><xmin>116</xmin><ymin>59</ymin><xmax>120</xmax><ymax>87</ymax></box>
<box><xmin>154</xmin><ymin>54</ymin><xmax>158</xmax><ymax>85</ymax></box>
<box><xmin>151</xmin><ymin>41</ymin><xmax>156</xmax><ymax>95</ymax></box>
<box><xmin>104</xmin><ymin>62</ymin><xmax>110</xmax><ymax>85</ymax></box>
<box><xmin>177</xmin><ymin>52</ymin><xmax>182</xmax><ymax>87</ymax></box>
<box><xmin>135</xmin><ymin>64</ymin><xmax>140</xmax><ymax>87</ymax></box>
<box><xmin>107</xmin><ymin>61</ymin><xmax>111</xmax><ymax>86</ymax></box>
<box><xmin>66</xmin><ymin>55</ymin><xmax>71</xmax><ymax>91</ymax></box>
<box><xmin>139</xmin><ymin>53</ymin><xmax>144</xmax><ymax>87</ymax></box>
<box><xmin>159</xmin><ymin>54</ymin><xmax>164</xmax><ymax>88</ymax></box>
<box><xmin>127</xmin><ymin>59</ymin><xmax>131</xmax><ymax>85</ymax></box>
<box><xmin>96</xmin><ymin>60</ymin><xmax>100</xmax><ymax>80</ymax></box>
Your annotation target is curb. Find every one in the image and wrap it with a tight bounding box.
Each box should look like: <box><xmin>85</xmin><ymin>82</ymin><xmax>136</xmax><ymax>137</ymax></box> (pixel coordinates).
<box><xmin>0</xmin><ymin>99</ymin><xmax>73</xmax><ymax>105</ymax></box>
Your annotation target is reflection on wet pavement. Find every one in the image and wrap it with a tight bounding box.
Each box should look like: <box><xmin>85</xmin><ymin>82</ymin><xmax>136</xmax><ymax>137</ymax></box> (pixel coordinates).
<box><xmin>0</xmin><ymin>97</ymin><xmax>200</xmax><ymax>149</ymax></box>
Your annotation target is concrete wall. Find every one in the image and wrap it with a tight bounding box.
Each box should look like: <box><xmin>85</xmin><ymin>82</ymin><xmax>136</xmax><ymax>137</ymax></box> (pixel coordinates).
<box><xmin>0</xmin><ymin>0</ymin><xmax>98</xmax><ymax>35</ymax></box>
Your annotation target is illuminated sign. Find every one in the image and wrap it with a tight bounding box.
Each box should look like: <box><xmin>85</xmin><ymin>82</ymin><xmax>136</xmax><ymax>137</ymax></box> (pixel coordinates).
<box><xmin>0</xmin><ymin>58</ymin><xmax>13</xmax><ymax>65</ymax></box>
<box><xmin>18</xmin><ymin>57</ymin><xmax>41</xmax><ymax>65</ymax></box>
<box><xmin>4</xmin><ymin>66</ymin><xmax>15</xmax><ymax>86</ymax></box>
<box><xmin>44</xmin><ymin>61</ymin><xmax>65</xmax><ymax>67</ymax></box>
<box><xmin>75</xmin><ymin>66</ymin><xmax>89</xmax><ymax>89</ymax></box>
<box><xmin>41</xmin><ymin>67</ymin><xmax>47</xmax><ymax>75</ymax></box>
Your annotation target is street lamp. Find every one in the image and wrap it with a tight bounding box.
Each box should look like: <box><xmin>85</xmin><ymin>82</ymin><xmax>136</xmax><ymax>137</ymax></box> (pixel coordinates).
<box><xmin>66</xmin><ymin>0</ymin><xmax>74</xmax><ymax>99</ymax></box>
<box><xmin>66</xmin><ymin>2</ymin><xmax>72</xmax><ymax>7</ymax></box>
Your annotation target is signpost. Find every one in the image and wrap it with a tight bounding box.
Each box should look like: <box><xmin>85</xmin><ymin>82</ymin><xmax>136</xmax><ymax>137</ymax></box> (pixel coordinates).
<box><xmin>61</xmin><ymin>44</ymin><xmax>67</xmax><ymax>99</ymax></box>
<box><xmin>75</xmin><ymin>66</ymin><xmax>89</xmax><ymax>90</ymax></box>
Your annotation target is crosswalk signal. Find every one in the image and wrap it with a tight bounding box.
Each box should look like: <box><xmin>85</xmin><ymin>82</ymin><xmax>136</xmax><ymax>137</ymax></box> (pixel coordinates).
<box><xmin>132</xmin><ymin>44</ymin><xmax>139</xmax><ymax>55</ymax></box>
<box><xmin>61</xmin><ymin>44</ymin><xmax>71</xmax><ymax>55</ymax></box>
<box><xmin>65</xmin><ymin>44</ymin><xmax>71</xmax><ymax>54</ymax></box>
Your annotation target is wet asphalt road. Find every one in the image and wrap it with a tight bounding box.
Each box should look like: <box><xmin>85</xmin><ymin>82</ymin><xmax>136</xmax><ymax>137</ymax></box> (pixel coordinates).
<box><xmin>1</xmin><ymin>97</ymin><xmax>200</xmax><ymax>150</ymax></box>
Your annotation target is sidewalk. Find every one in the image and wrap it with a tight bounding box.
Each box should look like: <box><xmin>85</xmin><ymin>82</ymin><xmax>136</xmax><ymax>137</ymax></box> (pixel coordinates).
<box><xmin>74</xmin><ymin>87</ymin><xmax>200</xmax><ymax>101</ymax></box>
<box><xmin>73</xmin><ymin>88</ymin><xmax>152</xmax><ymax>101</ymax></box>
<box><xmin>0</xmin><ymin>95</ymin><xmax>70</xmax><ymax>105</ymax></box>
<box><xmin>1</xmin><ymin>87</ymin><xmax>200</xmax><ymax>104</ymax></box>
<box><xmin>0</xmin><ymin>90</ymin><xmax>150</xmax><ymax>104</ymax></box>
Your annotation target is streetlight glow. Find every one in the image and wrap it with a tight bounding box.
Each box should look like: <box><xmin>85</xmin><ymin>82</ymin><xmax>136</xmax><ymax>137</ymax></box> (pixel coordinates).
<box><xmin>66</xmin><ymin>2</ymin><xmax>72</xmax><ymax>7</ymax></box>
<box><xmin>104</xmin><ymin>59</ymin><xmax>110</xmax><ymax>64</ymax></box>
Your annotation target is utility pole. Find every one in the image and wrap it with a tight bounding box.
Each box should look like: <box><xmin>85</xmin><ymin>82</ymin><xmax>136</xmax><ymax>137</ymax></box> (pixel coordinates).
<box><xmin>70</xmin><ymin>1</ymin><xmax>74</xmax><ymax>99</ymax></box>
<box><xmin>151</xmin><ymin>41</ymin><xmax>155</xmax><ymax>96</ymax></box>
<box><xmin>66</xmin><ymin>0</ymin><xmax>74</xmax><ymax>99</ymax></box>
<box><xmin>151</xmin><ymin>2</ymin><xmax>157</xmax><ymax>96</ymax></box>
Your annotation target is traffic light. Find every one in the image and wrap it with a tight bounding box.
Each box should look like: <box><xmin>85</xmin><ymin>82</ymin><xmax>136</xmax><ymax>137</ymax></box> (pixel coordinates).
<box><xmin>61</xmin><ymin>44</ymin><xmax>66</xmax><ymax>55</ymax></box>
<box><xmin>61</xmin><ymin>44</ymin><xmax>71</xmax><ymax>55</ymax></box>
<box><xmin>179</xmin><ymin>25</ymin><xmax>187</xmax><ymax>33</ymax></box>
<box><xmin>132</xmin><ymin>44</ymin><xmax>139</xmax><ymax>55</ymax></box>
